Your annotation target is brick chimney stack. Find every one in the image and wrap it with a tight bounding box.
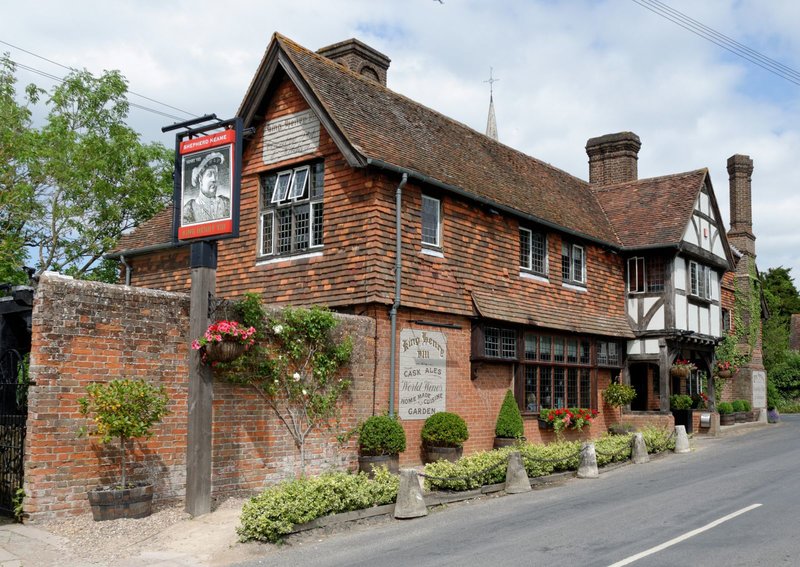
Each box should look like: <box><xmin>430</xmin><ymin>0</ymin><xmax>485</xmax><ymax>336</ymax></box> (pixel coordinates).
<box><xmin>585</xmin><ymin>132</ymin><xmax>641</xmax><ymax>185</ymax></box>
<box><xmin>727</xmin><ymin>154</ymin><xmax>755</xmax><ymax>257</ymax></box>
<box><xmin>317</xmin><ymin>39</ymin><xmax>391</xmax><ymax>87</ymax></box>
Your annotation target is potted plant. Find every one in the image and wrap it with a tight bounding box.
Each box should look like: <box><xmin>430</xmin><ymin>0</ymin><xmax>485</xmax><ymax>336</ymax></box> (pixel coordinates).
<box><xmin>670</xmin><ymin>359</ymin><xmax>696</xmax><ymax>378</ymax></box>
<box><xmin>717</xmin><ymin>401</ymin><xmax>735</xmax><ymax>426</ymax></box>
<box><xmin>78</xmin><ymin>379</ymin><xmax>170</xmax><ymax>521</ymax></box>
<box><xmin>732</xmin><ymin>399</ymin><xmax>748</xmax><ymax>423</ymax></box>
<box><xmin>740</xmin><ymin>399</ymin><xmax>755</xmax><ymax>422</ymax></box>
<box><xmin>539</xmin><ymin>407</ymin><xmax>598</xmax><ymax>437</ymax></box>
<box><xmin>767</xmin><ymin>406</ymin><xmax>780</xmax><ymax>424</ymax></box>
<box><xmin>357</xmin><ymin>415</ymin><xmax>406</xmax><ymax>475</ymax></box>
<box><xmin>421</xmin><ymin>411</ymin><xmax>469</xmax><ymax>464</ymax></box>
<box><xmin>494</xmin><ymin>390</ymin><xmax>525</xmax><ymax>448</ymax></box>
<box><xmin>714</xmin><ymin>360</ymin><xmax>737</xmax><ymax>379</ymax></box>
<box><xmin>191</xmin><ymin>319</ymin><xmax>257</xmax><ymax>364</ymax></box>
<box><xmin>669</xmin><ymin>394</ymin><xmax>694</xmax><ymax>433</ymax></box>
<box><xmin>602</xmin><ymin>381</ymin><xmax>637</xmax><ymax>408</ymax></box>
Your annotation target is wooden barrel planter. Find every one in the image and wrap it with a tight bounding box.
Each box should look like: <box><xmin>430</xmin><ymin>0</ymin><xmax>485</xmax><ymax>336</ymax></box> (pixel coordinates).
<box><xmin>734</xmin><ymin>411</ymin><xmax>747</xmax><ymax>423</ymax></box>
<box><xmin>358</xmin><ymin>454</ymin><xmax>399</xmax><ymax>476</ymax></box>
<box><xmin>493</xmin><ymin>437</ymin><xmax>526</xmax><ymax>449</ymax></box>
<box><xmin>88</xmin><ymin>483</ymin><xmax>154</xmax><ymax>521</ymax></box>
<box><xmin>719</xmin><ymin>413</ymin><xmax>735</xmax><ymax>426</ymax></box>
<box><xmin>423</xmin><ymin>445</ymin><xmax>462</xmax><ymax>464</ymax></box>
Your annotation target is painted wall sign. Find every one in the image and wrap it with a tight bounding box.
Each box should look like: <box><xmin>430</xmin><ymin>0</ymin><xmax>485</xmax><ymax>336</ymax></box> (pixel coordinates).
<box><xmin>177</xmin><ymin>129</ymin><xmax>236</xmax><ymax>240</ymax></box>
<box><xmin>399</xmin><ymin>329</ymin><xmax>447</xmax><ymax>420</ymax></box>
<box><xmin>752</xmin><ymin>370</ymin><xmax>767</xmax><ymax>408</ymax></box>
<box><xmin>262</xmin><ymin>109</ymin><xmax>321</xmax><ymax>165</ymax></box>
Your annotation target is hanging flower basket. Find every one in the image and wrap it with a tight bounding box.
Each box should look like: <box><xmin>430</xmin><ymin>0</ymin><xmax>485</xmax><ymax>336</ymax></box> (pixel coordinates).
<box><xmin>192</xmin><ymin>320</ymin><xmax>257</xmax><ymax>365</ymax></box>
<box><xmin>716</xmin><ymin>369</ymin><xmax>732</xmax><ymax>379</ymax></box>
<box><xmin>203</xmin><ymin>339</ymin><xmax>248</xmax><ymax>362</ymax></box>
<box><xmin>670</xmin><ymin>359</ymin><xmax>696</xmax><ymax>378</ymax></box>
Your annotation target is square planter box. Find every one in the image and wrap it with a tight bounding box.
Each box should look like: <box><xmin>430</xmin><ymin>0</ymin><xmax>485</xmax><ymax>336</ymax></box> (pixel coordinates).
<box><xmin>671</xmin><ymin>409</ymin><xmax>693</xmax><ymax>434</ymax></box>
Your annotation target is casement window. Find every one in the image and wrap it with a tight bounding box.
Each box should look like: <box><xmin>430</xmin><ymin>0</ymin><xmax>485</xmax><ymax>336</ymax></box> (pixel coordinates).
<box><xmin>597</xmin><ymin>341</ymin><xmax>621</xmax><ymax>367</ymax></box>
<box><xmin>689</xmin><ymin>261</ymin><xmax>711</xmax><ymax>300</ymax></box>
<box><xmin>561</xmin><ymin>242</ymin><xmax>585</xmax><ymax>285</ymax></box>
<box><xmin>721</xmin><ymin>309</ymin><xmax>731</xmax><ymax>332</ymax></box>
<box><xmin>421</xmin><ymin>195</ymin><xmax>441</xmax><ymax>247</ymax></box>
<box><xmin>480</xmin><ymin>326</ymin><xmax>517</xmax><ymax>360</ymax></box>
<box><xmin>628</xmin><ymin>256</ymin><xmax>665</xmax><ymax>293</ymax></box>
<box><xmin>520</xmin><ymin>228</ymin><xmax>547</xmax><ymax>275</ymax></box>
<box><xmin>259</xmin><ymin>162</ymin><xmax>324</xmax><ymax>257</ymax></box>
<box><xmin>522</xmin><ymin>333</ymin><xmax>593</xmax><ymax>412</ymax></box>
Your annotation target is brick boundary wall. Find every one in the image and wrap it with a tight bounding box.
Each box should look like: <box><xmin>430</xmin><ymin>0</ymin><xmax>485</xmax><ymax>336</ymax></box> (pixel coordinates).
<box><xmin>24</xmin><ymin>273</ymin><xmax>374</xmax><ymax>522</ymax></box>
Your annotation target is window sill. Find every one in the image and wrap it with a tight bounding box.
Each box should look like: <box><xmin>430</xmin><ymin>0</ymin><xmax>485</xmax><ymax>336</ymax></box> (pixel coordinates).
<box><xmin>520</xmin><ymin>271</ymin><xmax>549</xmax><ymax>283</ymax></box>
<box><xmin>687</xmin><ymin>295</ymin><xmax>713</xmax><ymax>307</ymax></box>
<box><xmin>421</xmin><ymin>247</ymin><xmax>444</xmax><ymax>259</ymax></box>
<box><xmin>256</xmin><ymin>250</ymin><xmax>323</xmax><ymax>266</ymax></box>
<box><xmin>561</xmin><ymin>282</ymin><xmax>587</xmax><ymax>292</ymax></box>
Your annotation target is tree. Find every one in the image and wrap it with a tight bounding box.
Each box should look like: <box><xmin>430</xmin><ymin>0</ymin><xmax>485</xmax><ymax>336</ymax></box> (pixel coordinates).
<box><xmin>0</xmin><ymin>54</ymin><xmax>173</xmax><ymax>284</ymax></box>
<box><xmin>761</xmin><ymin>267</ymin><xmax>800</xmax><ymax>401</ymax></box>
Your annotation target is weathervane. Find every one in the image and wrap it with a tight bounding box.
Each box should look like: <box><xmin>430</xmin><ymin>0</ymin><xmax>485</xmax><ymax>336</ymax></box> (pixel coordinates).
<box><xmin>484</xmin><ymin>67</ymin><xmax>499</xmax><ymax>99</ymax></box>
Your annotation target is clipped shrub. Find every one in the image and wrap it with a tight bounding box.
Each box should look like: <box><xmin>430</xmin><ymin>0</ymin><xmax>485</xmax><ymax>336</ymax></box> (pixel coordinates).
<box><xmin>237</xmin><ymin>469</ymin><xmax>399</xmax><ymax>543</ymax></box>
<box><xmin>740</xmin><ymin>399</ymin><xmax>752</xmax><ymax>412</ymax></box>
<box><xmin>732</xmin><ymin>399</ymin><xmax>747</xmax><ymax>412</ymax></box>
<box><xmin>669</xmin><ymin>394</ymin><xmax>693</xmax><ymax>410</ymax></box>
<box><xmin>358</xmin><ymin>415</ymin><xmax>406</xmax><ymax>456</ymax></box>
<box><xmin>640</xmin><ymin>426</ymin><xmax>676</xmax><ymax>453</ymax></box>
<box><xmin>717</xmin><ymin>402</ymin><xmax>733</xmax><ymax>415</ymax></box>
<box><xmin>595</xmin><ymin>434</ymin><xmax>633</xmax><ymax>464</ymax></box>
<box><xmin>602</xmin><ymin>382</ymin><xmax>637</xmax><ymax>408</ymax></box>
<box><xmin>495</xmin><ymin>390</ymin><xmax>524</xmax><ymax>438</ymax></box>
<box><xmin>421</xmin><ymin>412</ymin><xmax>469</xmax><ymax>448</ymax></box>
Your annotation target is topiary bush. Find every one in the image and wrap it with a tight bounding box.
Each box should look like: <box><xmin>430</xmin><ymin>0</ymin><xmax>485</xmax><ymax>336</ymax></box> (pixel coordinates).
<box><xmin>358</xmin><ymin>415</ymin><xmax>406</xmax><ymax>456</ymax></box>
<box><xmin>602</xmin><ymin>382</ymin><xmax>637</xmax><ymax>408</ymax></box>
<box><xmin>740</xmin><ymin>399</ymin><xmax>752</xmax><ymax>412</ymax></box>
<box><xmin>732</xmin><ymin>399</ymin><xmax>747</xmax><ymax>412</ymax></box>
<box><xmin>237</xmin><ymin>468</ymin><xmax>399</xmax><ymax>543</ymax></box>
<box><xmin>717</xmin><ymin>401</ymin><xmax>733</xmax><ymax>415</ymax></box>
<box><xmin>669</xmin><ymin>394</ymin><xmax>693</xmax><ymax>410</ymax></box>
<box><xmin>421</xmin><ymin>411</ymin><xmax>469</xmax><ymax>448</ymax></box>
<box><xmin>495</xmin><ymin>390</ymin><xmax>524</xmax><ymax>438</ymax></box>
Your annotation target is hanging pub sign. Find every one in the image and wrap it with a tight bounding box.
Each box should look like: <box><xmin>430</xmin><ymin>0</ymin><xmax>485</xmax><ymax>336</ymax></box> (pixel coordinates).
<box><xmin>172</xmin><ymin>117</ymin><xmax>242</xmax><ymax>242</ymax></box>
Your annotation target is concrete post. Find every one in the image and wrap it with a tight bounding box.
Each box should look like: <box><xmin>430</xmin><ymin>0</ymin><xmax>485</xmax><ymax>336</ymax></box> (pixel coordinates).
<box><xmin>632</xmin><ymin>432</ymin><xmax>649</xmax><ymax>464</ymax></box>
<box><xmin>577</xmin><ymin>442</ymin><xmax>598</xmax><ymax>479</ymax></box>
<box><xmin>505</xmin><ymin>452</ymin><xmax>531</xmax><ymax>494</ymax></box>
<box><xmin>674</xmin><ymin>425</ymin><xmax>690</xmax><ymax>454</ymax></box>
<box><xmin>394</xmin><ymin>469</ymin><xmax>428</xmax><ymax>519</ymax></box>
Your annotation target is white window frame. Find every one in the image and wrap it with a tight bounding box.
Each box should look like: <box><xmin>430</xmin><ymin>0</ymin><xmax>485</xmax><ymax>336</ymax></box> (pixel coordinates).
<box><xmin>689</xmin><ymin>260</ymin><xmax>711</xmax><ymax>299</ymax></box>
<box><xmin>562</xmin><ymin>242</ymin><xmax>586</xmax><ymax>285</ymax></box>
<box><xmin>260</xmin><ymin>164</ymin><xmax>322</xmax><ymax>258</ymax></box>
<box><xmin>421</xmin><ymin>194</ymin><xmax>441</xmax><ymax>247</ymax></box>
<box><xmin>628</xmin><ymin>257</ymin><xmax>645</xmax><ymax>293</ymax></box>
<box><xmin>520</xmin><ymin>228</ymin><xmax>547</xmax><ymax>275</ymax></box>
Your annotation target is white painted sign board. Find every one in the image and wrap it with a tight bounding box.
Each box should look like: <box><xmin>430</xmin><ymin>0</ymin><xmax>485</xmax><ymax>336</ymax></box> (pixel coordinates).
<box><xmin>399</xmin><ymin>330</ymin><xmax>447</xmax><ymax>420</ymax></box>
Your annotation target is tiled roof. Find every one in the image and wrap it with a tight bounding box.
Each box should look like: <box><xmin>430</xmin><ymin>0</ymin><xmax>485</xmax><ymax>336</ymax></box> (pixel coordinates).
<box><xmin>591</xmin><ymin>170</ymin><xmax>707</xmax><ymax>249</ymax></box>
<box><xmin>271</xmin><ymin>34</ymin><xmax>619</xmax><ymax>244</ymax></box>
<box><xmin>111</xmin><ymin>206</ymin><xmax>174</xmax><ymax>255</ymax></box>
<box><xmin>472</xmin><ymin>290</ymin><xmax>634</xmax><ymax>339</ymax></box>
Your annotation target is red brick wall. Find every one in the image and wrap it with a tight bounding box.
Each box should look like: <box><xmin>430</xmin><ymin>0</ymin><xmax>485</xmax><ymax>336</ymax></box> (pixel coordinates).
<box><xmin>25</xmin><ymin>273</ymin><xmax>374</xmax><ymax>521</ymax></box>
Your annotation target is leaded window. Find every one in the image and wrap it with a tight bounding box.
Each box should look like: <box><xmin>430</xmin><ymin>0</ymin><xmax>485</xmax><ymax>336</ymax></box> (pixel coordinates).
<box><xmin>520</xmin><ymin>228</ymin><xmax>547</xmax><ymax>275</ymax></box>
<box><xmin>562</xmin><ymin>242</ymin><xmax>585</xmax><ymax>285</ymax></box>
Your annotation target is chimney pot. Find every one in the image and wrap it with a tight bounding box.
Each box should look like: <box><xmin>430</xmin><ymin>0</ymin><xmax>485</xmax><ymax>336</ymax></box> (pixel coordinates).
<box><xmin>586</xmin><ymin>132</ymin><xmax>641</xmax><ymax>185</ymax></box>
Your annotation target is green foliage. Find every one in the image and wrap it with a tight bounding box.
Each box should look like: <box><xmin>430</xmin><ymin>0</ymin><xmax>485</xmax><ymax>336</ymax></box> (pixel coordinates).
<box><xmin>237</xmin><ymin>468</ymin><xmax>398</xmax><ymax>543</ymax></box>
<box><xmin>421</xmin><ymin>412</ymin><xmax>469</xmax><ymax>448</ymax></box>
<box><xmin>731</xmin><ymin>399</ymin><xmax>747</xmax><ymax>412</ymax></box>
<box><xmin>540</xmin><ymin>408</ymin><xmax>598</xmax><ymax>435</ymax></box>
<box><xmin>358</xmin><ymin>415</ymin><xmax>406</xmax><ymax>456</ymax></box>
<box><xmin>777</xmin><ymin>402</ymin><xmax>800</xmax><ymax>413</ymax></box>
<box><xmin>607</xmin><ymin>422</ymin><xmax>637</xmax><ymax>435</ymax></box>
<box><xmin>495</xmin><ymin>390</ymin><xmax>524</xmax><ymax>438</ymax></box>
<box><xmin>234</xmin><ymin>292</ymin><xmax>269</xmax><ymax>338</ymax></box>
<box><xmin>221</xmin><ymin>302</ymin><xmax>353</xmax><ymax>475</ymax></box>
<box><xmin>602</xmin><ymin>382</ymin><xmax>637</xmax><ymax>408</ymax></box>
<box><xmin>0</xmin><ymin>53</ymin><xmax>173</xmax><ymax>282</ymax></box>
<box><xmin>768</xmin><ymin>351</ymin><xmax>800</xmax><ymax>401</ymax></box>
<box><xmin>16</xmin><ymin>352</ymin><xmax>30</xmax><ymax>410</ymax></box>
<box><xmin>740</xmin><ymin>399</ymin><xmax>751</xmax><ymax>411</ymax></box>
<box><xmin>717</xmin><ymin>402</ymin><xmax>733</xmax><ymax>415</ymax></box>
<box><xmin>766</xmin><ymin>379</ymin><xmax>782</xmax><ymax>410</ymax></box>
<box><xmin>669</xmin><ymin>394</ymin><xmax>693</xmax><ymax>410</ymax></box>
<box><xmin>424</xmin><ymin>428</ymin><xmax>675</xmax><ymax>492</ymax></box>
<box><xmin>78</xmin><ymin>379</ymin><xmax>169</xmax><ymax>487</ymax></box>
<box><xmin>12</xmin><ymin>488</ymin><xmax>25</xmax><ymax>523</ymax></box>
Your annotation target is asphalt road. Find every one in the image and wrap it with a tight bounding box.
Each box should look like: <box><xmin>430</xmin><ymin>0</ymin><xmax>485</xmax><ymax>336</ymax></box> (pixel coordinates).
<box><xmin>236</xmin><ymin>416</ymin><xmax>800</xmax><ymax>567</ymax></box>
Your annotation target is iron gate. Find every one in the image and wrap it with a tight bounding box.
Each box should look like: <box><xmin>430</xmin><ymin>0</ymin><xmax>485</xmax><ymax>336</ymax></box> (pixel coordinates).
<box><xmin>0</xmin><ymin>348</ymin><xmax>26</xmax><ymax>516</ymax></box>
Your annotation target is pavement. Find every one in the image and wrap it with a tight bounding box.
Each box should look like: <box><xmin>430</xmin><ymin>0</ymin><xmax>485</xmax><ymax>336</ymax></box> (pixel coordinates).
<box><xmin>0</xmin><ymin>419</ymin><xmax>771</xmax><ymax>567</ymax></box>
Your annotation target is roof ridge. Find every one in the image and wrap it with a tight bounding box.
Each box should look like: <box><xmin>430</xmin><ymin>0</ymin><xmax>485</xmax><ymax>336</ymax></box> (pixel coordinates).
<box><xmin>591</xmin><ymin>168</ymin><xmax>707</xmax><ymax>193</ymax></box>
<box><xmin>276</xmin><ymin>33</ymin><xmax>590</xmax><ymax>188</ymax></box>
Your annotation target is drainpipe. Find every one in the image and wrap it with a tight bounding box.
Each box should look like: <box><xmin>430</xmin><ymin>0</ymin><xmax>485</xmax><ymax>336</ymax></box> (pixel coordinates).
<box><xmin>388</xmin><ymin>173</ymin><xmax>408</xmax><ymax>417</ymax></box>
<box><xmin>120</xmin><ymin>255</ymin><xmax>132</xmax><ymax>286</ymax></box>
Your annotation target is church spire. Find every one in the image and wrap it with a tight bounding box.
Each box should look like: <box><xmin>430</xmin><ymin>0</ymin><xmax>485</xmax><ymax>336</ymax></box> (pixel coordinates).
<box><xmin>484</xmin><ymin>67</ymin><xmax>499</xmax><ymax>141</ymax></box>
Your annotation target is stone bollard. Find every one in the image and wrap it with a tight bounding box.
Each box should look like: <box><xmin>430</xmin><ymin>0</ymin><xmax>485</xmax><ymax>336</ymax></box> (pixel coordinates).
<box><xmin>505</xmin><ymin>452</ymin><xmax>531</xmax><ymax>494</ymax></box>
<box><xmin>577</xmin><ymin>442</ymin><xmax>598</xmax><ymax>479</ymax></box>
<box><xmin>632</xmin><ymin>432</ymin><xmax>649</xmax><ymax>464</ymax></box>
<box><xmin>674</xmin><ymin>425</ymin><xmax>690</xmax><ymax>454</ymax></box>
<box><xmin>393</xmin><ymin>469</ymin><xmax>428</xmax><ymax>519</ymax></box>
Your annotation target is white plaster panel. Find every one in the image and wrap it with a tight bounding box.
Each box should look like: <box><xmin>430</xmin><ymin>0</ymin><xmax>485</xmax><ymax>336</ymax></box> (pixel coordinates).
<box><xmin>688</xmin><ymin>303</ymin><xmax>699</xmax><ymax>332</ymax></box>
<box><xmin>682</xmin><ymin>219</ymin><xmax>699</xmax><ymax>246</ymax></box>
<box><xmin>674</xmin><ymin>258</ymin><xmax>686</xmax><ymax>291</ymax></box>
<box><xmin>627</xmin><ymin>340</ymin><xmax>641</xmax><ymax>355</ymax></box>
<box><xmin>699</xmin><ymin>306</ymin><xmax>709</xmax><ymax>335</ymax></box>
<box><xmin>644</xmin><ymin>339</ymin><xmax>659</xmax><ymax>354</ymax></box>
<box><xmin>710</xmin><ymin>304</ymin><xmax>721</xmax><ymax>337</ymax></box>
<box><xmin>700</xmin><ymin>218</ymin><xmax>711</xmax><ymax>252</ymax></box>
<box><xmin>675</xmin><ymin>294</ymin><xmax>687</xmax><ymax>329</ymax></box>
<box><xmin>627</xmin><ymin>298</ymin><xmax>638</xmax><ymax>324</ymax></box>
<box><xmin>699</xmin><ymin>192</ymin><xmax>710</xmax><ymax>216</ymax></box>
<box><xmin>710</xmin><ymin>270</ymin><xmax>719</xmax><ymax>301</ymax></box>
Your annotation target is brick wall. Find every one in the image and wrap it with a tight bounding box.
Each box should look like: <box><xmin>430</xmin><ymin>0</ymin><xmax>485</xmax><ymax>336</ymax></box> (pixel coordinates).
<box><xmin>25</xmin><ymin>273</ymin><xmax>374</xmax><ymax>521</ymax></box>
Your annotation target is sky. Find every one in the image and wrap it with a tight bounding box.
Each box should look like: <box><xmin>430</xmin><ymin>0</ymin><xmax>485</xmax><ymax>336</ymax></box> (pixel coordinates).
<box><xmin>4</xmin><ymin>0</ymin><xmax>799</xmax><ymax>279</ymax></box>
